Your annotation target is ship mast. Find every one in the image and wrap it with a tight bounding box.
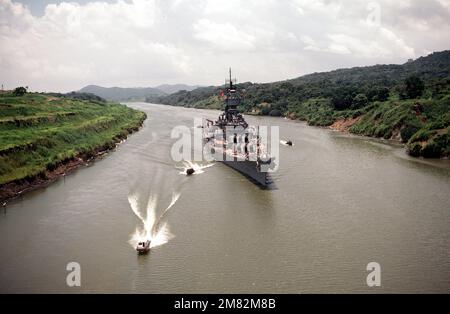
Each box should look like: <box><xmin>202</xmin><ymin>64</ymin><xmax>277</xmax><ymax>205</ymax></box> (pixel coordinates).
<box><xmin>226</xmin><ymin>67</ymin><xmax>235</xmax><ymax>89</ymax></box>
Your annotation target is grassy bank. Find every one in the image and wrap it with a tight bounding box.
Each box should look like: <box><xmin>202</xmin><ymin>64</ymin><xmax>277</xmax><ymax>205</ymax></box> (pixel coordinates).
<box><xmin>0</xmin><ymin>91</ymin><xmax>146</xmax><ymax>200</ymax></box>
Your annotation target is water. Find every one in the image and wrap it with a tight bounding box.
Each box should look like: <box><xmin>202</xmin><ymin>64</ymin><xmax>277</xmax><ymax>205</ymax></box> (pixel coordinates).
<box><xmin>1</xmin><ymin>103</ymin><xmax>449</xmax><ymax>293</ymax></box>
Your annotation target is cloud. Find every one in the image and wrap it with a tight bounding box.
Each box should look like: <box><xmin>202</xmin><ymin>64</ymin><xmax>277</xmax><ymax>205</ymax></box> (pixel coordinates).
<box><xmin>193</xmin><ymin>19</ymin><xmax>256</xmax><ymax>52</ymax></box>
<box><xmin>0</xmin><ymin>0</ymin><xmax>449</xmax><ymax>92</ymax></box>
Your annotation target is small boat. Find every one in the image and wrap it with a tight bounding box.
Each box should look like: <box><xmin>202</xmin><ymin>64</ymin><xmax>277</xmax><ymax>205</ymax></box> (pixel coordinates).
<box><xmin>186</xmin><ymin>168</ymin><xmax>195</xmax><ymax>175</ymax></box>
<box><xmin>136</xmin><ymin>240</ymin><xmax>151</xmax><ymax>254</ymax></box>
<box><xmin>286</xmin><ymin>140</ymin><xmax>293</xmax><ymax>146</ymax></box>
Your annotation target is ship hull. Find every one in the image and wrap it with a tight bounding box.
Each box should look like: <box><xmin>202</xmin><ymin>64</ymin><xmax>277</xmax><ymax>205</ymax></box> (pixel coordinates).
<box><xmin>221</xmin><ymin>159</ymin><xmax>268</xmax><ymax>186</ymax></box>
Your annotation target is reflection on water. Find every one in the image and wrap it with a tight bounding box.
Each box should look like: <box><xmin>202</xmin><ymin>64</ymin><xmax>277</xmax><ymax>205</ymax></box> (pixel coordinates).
<box><xmin>0</xmin><ymin>103</ymin><xmax>449</xmax><ymax>293</ymax></box>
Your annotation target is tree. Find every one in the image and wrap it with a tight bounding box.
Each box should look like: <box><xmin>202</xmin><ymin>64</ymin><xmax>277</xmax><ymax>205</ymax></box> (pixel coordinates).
<box><xmin>352</xmin><ymin>93</ymin><xmax>369</xmax><ymax>109</ymax></box>
<box><xmin>13</xmin><ymin>86</ymin><xmax>27</xmax><ymax>96</ymax></box>
<box><xmin>405</xmin><ymin>75</ymin><xmax>425</xmax><ymax>99</ymax></box>
<box><xmin>280</xmin><ymin>82</ymin><xmax>294</xmax><ymax>91</ymax></box>
<box><xmin>331</xmin><ymin>93</ymin><xmax>353</xmax><ymax>110</ymax></box>
<box><xmin>367</xmin><ymin>87</ymin><xmax>389</xmax><ymax>102</ymax></box>
<box><xmin>330</xmin><ymin>86</ymin><xmax>357</xmax><ymax>110</ymax></box>
<box><xmin>376</xmin><ymin>87</ymin><xmax>390</xmax><ymax>101</ymax></box>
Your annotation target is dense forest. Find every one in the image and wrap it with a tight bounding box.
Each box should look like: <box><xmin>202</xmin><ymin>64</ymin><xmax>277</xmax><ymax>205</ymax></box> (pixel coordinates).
<box><xmin>148</xmin><ymin>51</ymin><xmax>450</xmax><ymax>158</ymax></box>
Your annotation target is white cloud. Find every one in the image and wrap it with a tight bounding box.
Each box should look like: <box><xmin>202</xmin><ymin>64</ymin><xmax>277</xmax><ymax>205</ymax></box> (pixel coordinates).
<box><xmin>0</xmin><ymin>0</ymin><xmax>449</xmax><ymax>92</ymax></box>
<box><xmin>193</xmin><ymin>19</ymin><xmax>256</xmax><ymax>52</ymax></box>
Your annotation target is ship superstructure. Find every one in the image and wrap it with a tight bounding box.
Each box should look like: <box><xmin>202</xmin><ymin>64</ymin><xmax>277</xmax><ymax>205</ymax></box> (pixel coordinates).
<box><xmin>203</xmin><ymin>69</ymin><xmax>274</xmax><ymax>186</ymax></box>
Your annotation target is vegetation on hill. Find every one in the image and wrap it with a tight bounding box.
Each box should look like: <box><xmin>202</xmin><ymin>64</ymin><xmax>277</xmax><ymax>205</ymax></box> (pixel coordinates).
<box><xmin>0</xmin><ymin>91</ymin><xmax>146</xmax><ymax>200</ymax></box>
<box><xmin>79</xmin><ymin>85</ymin><xmax>164</xmax><ymax>101</ymax></box>
<box><xmin>149</xmin><ymin>51</ymin><xmax>450</xmax><ymax>158</ymax></box>
<box><xmin>46</xmin><ymin>91</ymin><xmax>107</xmax><ymax>103</ymax></box>
<box><xmin>154</xmin><ymin>84</ymin><xmax>201</xmax><ymax>94</ymax></box>
<box><xmin>79</xmin><ymin>84</ymin><xmax>200</xmax><ymax>102</ymax></box>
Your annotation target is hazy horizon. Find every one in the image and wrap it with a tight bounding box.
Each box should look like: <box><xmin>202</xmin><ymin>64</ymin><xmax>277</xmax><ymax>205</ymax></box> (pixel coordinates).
<box><xmin>1</xmin><ymin>0</ymin><xmax>450</xmax><ymax>92</ymax></box>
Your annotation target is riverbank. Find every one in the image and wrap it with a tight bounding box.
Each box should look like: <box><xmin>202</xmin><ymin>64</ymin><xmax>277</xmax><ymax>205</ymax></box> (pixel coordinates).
<box><xmin>288</xmin><ymin>98</ymin><xmax>449</xmax><ymax>158</ymax></box>
<box><xmin>0</xmin><ymin>92</ymin><xmax>146</xmax><ymax>202</ymax></box>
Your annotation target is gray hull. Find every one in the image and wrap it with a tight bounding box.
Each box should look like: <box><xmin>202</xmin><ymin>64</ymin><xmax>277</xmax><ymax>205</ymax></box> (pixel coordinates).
<box><xmin>222</xmin><ymin>160</ymin><xmax>268</xmax><ymax>186</ymax></box>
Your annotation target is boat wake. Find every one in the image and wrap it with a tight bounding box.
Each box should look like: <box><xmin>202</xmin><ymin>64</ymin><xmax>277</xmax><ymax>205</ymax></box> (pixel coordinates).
<box><xmin>177</xmin><ymin>160</ymin><xmax>214</xmax><ymax>175</ymax></box>
<box><xmin>128</xmin><ymin>191</ymin><xmax>180</xmax><ymax>249</ymax></box>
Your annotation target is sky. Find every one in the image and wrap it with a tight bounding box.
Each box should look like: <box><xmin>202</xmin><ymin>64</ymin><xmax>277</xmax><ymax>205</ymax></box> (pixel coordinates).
<box><xmin>1</xmin><ymin>0</ymin><xmax>450</xmax><ymax>92</ymax></box>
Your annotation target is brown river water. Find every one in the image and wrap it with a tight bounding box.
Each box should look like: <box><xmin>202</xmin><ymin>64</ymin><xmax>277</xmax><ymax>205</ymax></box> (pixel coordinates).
<box><xmin>1</xmin><ymin>102</ymin><xmax>449</xmax><ymax>293</ymax></box>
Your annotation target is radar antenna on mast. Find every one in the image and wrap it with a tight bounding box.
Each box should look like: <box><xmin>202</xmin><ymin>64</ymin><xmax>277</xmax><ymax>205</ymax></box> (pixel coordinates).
<box><xmin>225</xmin><ymin>67</ymin><xmax>236</xmax><ymax>89</ymax></box>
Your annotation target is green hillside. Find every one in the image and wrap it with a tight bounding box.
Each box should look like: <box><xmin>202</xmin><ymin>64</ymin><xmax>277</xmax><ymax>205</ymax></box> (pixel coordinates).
<box><xmin>0</xmin><ymin>91</ymin><xmax>146</xmax><ymax>192</ymax></box>
<box><xmin>150</xmin><ymin>51</ymin><xmax>450</xmax><ymax>158</ymax></box>
<box><xmin>79</xmin><ymin>84</ymin><xmax>200</xmax><ymax>101</ymax></box>
<box><xmin>79</xmin><ymin>85</ymin><xmax>165</xmax><ymax>102</ymax></box>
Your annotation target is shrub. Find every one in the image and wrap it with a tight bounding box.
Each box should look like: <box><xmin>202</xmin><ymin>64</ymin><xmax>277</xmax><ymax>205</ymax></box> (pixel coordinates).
<box><xmin>260</xmin><ymin>107</ymin><xmax>271</xmax><ymax>115</ymax></box>
<box><xmin>410</xmin><ymin>129</ymin><xmax>435</xmax><ymax>142</ymax></box>
<box><xmin>400</xmin><ymin>125</ymin><xmax>420</xmax><ymax>143</ymax></box>
<box><xmin>408</xmin><ymin>142</ymin><xmax>422</xmax><ymax>157</ymax></box>
<box><xmin>13</xmin><ymin>87</ymin><xmax>27</xmax><ymax>96</ymax></box>
<box><xmin>422</xmin><ymin>141</ymin><xmax>442</xmax><ymax>158</ymax></box>
<box><xmin>269</xmin><ymin>109</ymin><xmax>282</xmax><ymax>117</ymax></box>
<box><xmin>374</xmin><ymin>124</ymin><xmax>391</xmax><ymax>138</ymax></box>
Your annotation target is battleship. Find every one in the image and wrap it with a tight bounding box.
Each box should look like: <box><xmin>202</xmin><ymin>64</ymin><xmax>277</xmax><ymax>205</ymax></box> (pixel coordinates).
<box><xmin>202</xmin><ymin>69</ymin><xmax>275</xmax><ymax>186</ymax></box>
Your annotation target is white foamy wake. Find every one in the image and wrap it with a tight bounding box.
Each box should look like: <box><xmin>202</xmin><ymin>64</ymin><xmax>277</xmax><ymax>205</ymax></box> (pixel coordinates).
<box><xmin>128</xmin><ymin>191</ymin><xmax>180</xmax><ymax>249</ymax></box>
<box><xmin>178</xmin><ymin>160</ymin><xmax>214</xmax><ymax>175</ymax></box>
